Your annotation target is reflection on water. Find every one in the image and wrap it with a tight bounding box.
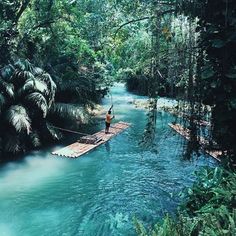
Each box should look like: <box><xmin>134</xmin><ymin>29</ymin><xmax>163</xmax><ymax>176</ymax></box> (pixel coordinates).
<box><xmin>105</xmin><ymin>142</ymin><xmax>111</xmax><ymax>153</ymax></box>
<box><xmin>0</xmin><ymin>83</ymin><xmax>216</xmax><ymax>236</ymax></box>
<box><xmin>139</xmin><ymin>98</ymin><xmax>157</xmax><ymax>149</ymax></box>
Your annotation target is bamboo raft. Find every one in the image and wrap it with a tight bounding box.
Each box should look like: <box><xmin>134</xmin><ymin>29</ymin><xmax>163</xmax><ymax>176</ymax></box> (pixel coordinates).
<box><xmin>167</xmin><ymin>110</ymin><xmax>211</xmax><ymax>127</ymax></box>
<box><xmin>169</xmin><ymin>123</ymin><xmax>222</xmax><ymax>162</ymax></box>
<box><xmin>52</xmin><ymin>121</ymin><xmax>130</xmax><ymax>158</ymax></box>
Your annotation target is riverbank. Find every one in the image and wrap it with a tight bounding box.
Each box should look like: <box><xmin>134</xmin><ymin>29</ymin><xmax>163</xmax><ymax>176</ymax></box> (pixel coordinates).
<box><xmin>136</xmin><ymin>167</ymin><xmax>236</xmax><ymax>236</ymax></box>
<box><xmin>0</xmin><ymin>84</ymin><xmax>216</xmax><ymax>236</ymax></box>
<box><xmin>128</xmin><ymin>97</ymin><xmax>177</xmax><ymax>110</ymax></box>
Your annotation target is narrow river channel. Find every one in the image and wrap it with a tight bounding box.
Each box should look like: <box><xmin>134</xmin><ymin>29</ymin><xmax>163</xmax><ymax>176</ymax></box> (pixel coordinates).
<box><xmin>0</xmin><ymin>84</ymin><xmax>216</xmax><ymax>236</ymax></box>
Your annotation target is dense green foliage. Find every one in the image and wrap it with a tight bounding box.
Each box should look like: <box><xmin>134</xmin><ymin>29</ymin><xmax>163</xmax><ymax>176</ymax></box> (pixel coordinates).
<box><xmin>114</xmin><ymin>0</ymin><xmax>236</xmax><ymax>165</ymax></box>
<box><xmin>1</xmin><ymin>1</ymin><xmax>235</xmax><ymax>162</ymax></box>
<box><xmin>0</xmin><ymin>0</ymin><xmax>114</xmax><ymax>157</ymax></box>
<box><xmin>135</xmin><ymin>167</ymin><xmax>236</xmax><ymax>236</ymax></box>
<box><xmin>196</xmin><ymin>0</ymin><xmax>236</xmax><ymax>164</ymax></box>
<box><xmin>0</xmin><ymin>59</ymin><xmax>59</xmax><ymax>155</ymax></box>
<box><xmin>110</xmin><ymin>1</ymin><xmax>236</xmax><ymax>234</ymax></box>
<box><xmin>0</xmin><ymin>0</ymin><xmax>236</xmax><ymax>234</ymax></box>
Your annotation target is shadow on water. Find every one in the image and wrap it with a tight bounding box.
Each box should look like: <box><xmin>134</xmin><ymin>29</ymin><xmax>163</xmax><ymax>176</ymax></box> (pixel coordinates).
<box><xmin>0</xmin><ymin>83</ymin><xmax>217</xmax><ymax>236</ymax></box>
<box><xmin>105</xmin><ymin>142</ymin><xmax>111</xmax><ymax>153</ymax></box>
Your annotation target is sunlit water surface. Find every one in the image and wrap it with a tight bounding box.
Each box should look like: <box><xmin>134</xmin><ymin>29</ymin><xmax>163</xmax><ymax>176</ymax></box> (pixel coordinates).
<box><xmin>0</xmin><ymin>84</ymin><xmax>216</xmax><ymax>236</ymax></box>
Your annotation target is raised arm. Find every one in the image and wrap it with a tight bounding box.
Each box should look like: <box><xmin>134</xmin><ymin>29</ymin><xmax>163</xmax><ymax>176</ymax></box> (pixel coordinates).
<box><xmin>108</xmin><ymin>104</ymin><xmax>113</xmax><ymax>112</ymax></box>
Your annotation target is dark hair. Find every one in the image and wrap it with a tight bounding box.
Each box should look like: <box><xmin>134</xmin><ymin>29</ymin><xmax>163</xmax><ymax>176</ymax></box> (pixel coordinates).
<box><xmin>108</xmin><ymin>111</ymin><xmax>111</xmax><ymax>114</ymax></box>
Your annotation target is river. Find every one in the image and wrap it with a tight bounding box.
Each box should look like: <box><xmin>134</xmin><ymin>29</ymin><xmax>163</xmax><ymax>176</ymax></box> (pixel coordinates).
<box><xmin>0</xmin><ymin>84</ymin><xmax>216</xmax><ymax>236</ymax></box>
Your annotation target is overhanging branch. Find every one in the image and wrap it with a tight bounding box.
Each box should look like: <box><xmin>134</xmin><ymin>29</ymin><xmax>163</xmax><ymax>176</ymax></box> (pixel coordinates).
<box><xmin>114</xmin><ymin>9</ymin><xmax>175</xmax><ymax>39</ymax></box>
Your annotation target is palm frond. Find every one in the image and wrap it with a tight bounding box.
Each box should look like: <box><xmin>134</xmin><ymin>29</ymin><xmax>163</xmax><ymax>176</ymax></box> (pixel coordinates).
<box><xmin>4</xmin><ymin>134</ymin><xmax>21</xmax><ymax>154</ymax></box>
<box><xmin>14</xmin><ymin>59</ymin><xmax>34</xmax><ymax>72</ymax></box>
<box><xmin>0</xmin><ymin>64</ymin><xmax>15</xmax><ymax>80</ymax></box>
<box><xmin>17</xmin><ymin>78</ymin><xmax>48</xmax><ymax>98</ymax></box>
<box><xmin>0</xmin><ymin>60</ymin><xmax>58</xmax><ymax>155</ymax></box>
<box><xmin>49</xmin><ymin>103</ymin><xmax>86</xmax><ymax>123</ymax></box>
<box><xmin>10</xmin><ymin>70</ymin><xmax>35</xmax><ymax>88</ymax></box>
<box><xmin>5</xmin><ymin>105</ymin><xmax>31</xmax><ymax>134</ymax></box>
<box><xmin>32</xmin><ymin>67</ymin><xmax>44</xmax><ymax>76</ymax></box>
<box><xmin>24</xmin><ymin>92</ymin><xmax>48</xmax><ymax>118</ymax></box>
<box><xmin>0</xmin><ymin>93</ymin><xmax>6</xmax><ymax>112</ymax></box>
<box><xmin>29</xmin><ymin>131</ymin><xmax>41</xmax><ymax>148</ymax></box>
<box><xmin>36</xmin><ymin>73</ymin><xmax>57</xmax><ymax>108</ymax></box>
<box><xmin>0</xmin><ymin>79</ymin><xmax>15</xmax><ymax>99</ymax></box>
<box><xmin>46</xmin><ymin>122</ymin><xmax>62</xmax><ymax>140</ymax></box>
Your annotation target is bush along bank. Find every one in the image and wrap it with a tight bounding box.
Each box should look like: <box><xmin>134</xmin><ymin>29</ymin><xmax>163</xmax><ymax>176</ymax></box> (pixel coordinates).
<box><xmin>135</xmin><ymin>167</ymin><xmax>236</xmax><ymax>236</ymax></box>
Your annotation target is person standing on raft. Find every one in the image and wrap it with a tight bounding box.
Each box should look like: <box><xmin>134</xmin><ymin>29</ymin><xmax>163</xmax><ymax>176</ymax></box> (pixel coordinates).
<box><xmin>105</xmin><ymin>105</ymin><xmax>115</xmax><ymax>134</ymax></box>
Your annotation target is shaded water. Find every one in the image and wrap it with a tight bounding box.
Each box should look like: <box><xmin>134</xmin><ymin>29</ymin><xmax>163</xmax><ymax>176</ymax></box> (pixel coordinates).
<box><xmin>0</xmin><ymin>84</ymin><xmax>216</xmax><ymax>236</ymax></box>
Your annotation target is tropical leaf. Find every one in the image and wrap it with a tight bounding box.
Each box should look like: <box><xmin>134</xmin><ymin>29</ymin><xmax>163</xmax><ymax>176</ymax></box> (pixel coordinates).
<box><xmin>17</xmin><ymin>78</ymin><xmax>48</xmax><ymax>97</ymax></box>
<box><xmin>10</xmin><ymin>70</ymin><xmax>35</xmax><ymax>88</ymax></box>
<box><xmin>211</xmin><ymin>39</ymin><xmax>225</xmax><ymax>48</ymax></box>
<box><xmin>225</xmin><ymin>73</ymin><xmax>236</xmax><ymax>79</ymax></box>
<box><xmin>32</xmin><ymin>67</ymin><xmax>44</xmax><ymax>76</ymax></box>
<box><xmin>140</xmin><ymin>168</ymin><xmax>236</xmax><ymax>236</ymax></box>
<box><xmin>0</xmin><ymin>60</ymin><xmax>58</xmax><ymax>156</ymax></box>
<box><xmin>225</xmin><ymin>66</ymin><xmax>236</xmax><ymax>79</ymax></box>
<box><xmin>4</xmin><ymin>134</ymin><xmax>22</xmax><ymax>154</ymax></box>
<box><xmin>36</xmin><ymin>73</ymin><xmax>57</xmax><ymax>107</ymax></box>
<box><xmin>49</xmin><ymin>103</ymin><xmax>86</xmax><ymax>123</ymax></box>
<box><xmin>5</xmin><ymin>105</ymin><xmax>31</xmax><ymax>134</ymax></box>
<box><xmin>0</xmin><ymin>93</ymin><xmax>6</xmax><ymax>112</ymax></box>
<box><xmin>46</xmin><ymin>122</ymin><xmax>62</xmax><ymax>140</ymax></box>
<box><xmin>29</xmin><ymin>131</ymin><xmax>41</xmax><ymax>148</ymax></box>
<box><xmin>201</xmin><ymin>67</ymin><xmax>215</xmax><ymax>79</ymax></box>
<box><xmin>24</xmin><ymin>92</ymin><xmax>48</xmax><ymax>118</ymax></box>
<box><xmin>133</xmin><ymin>217</ymin><xmax>148</xmax><ymax>236</ymax></box>
<box><xmin>0</xmin><ymin>64</ymin><xmax>15</xmax><ymax>80</ymax></box>
<box><xmin>14</xmin><ymin>59</ymin><xmax>34</xmax><ymax>72</ymax></box>
<box><xmin>0</xmin><ymin>79</ymin><xmax>15</xmax><ymax>99</ymax></box>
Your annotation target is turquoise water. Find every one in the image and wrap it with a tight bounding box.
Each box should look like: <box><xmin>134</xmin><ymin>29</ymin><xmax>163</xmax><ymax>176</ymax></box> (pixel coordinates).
<box><xmin>0</xmin><ymin>84</ymin><xmax>216</xmax><ymax>236</ymax></box>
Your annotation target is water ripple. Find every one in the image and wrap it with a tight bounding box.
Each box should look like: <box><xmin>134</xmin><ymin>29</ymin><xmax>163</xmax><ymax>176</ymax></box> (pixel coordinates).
<box><xmin>0</xmin><ymin>84</ymin><xmax>216</xmax><ymax>236</ymax></box>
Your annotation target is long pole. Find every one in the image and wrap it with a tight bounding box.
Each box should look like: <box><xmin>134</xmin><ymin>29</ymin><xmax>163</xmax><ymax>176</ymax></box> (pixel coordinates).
<box><xmin>110</xmin><ymin>92</ymin><xmax>115</xmax><ymax>117</ymax></box>
<box><xmin>49</xmin><ymin>125</ymin><xmax>90</xmax><ymax>136</ymax></box>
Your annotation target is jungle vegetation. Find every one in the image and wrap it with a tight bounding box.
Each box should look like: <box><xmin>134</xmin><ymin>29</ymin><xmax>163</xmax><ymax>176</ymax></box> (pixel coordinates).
<box><xmin>135</xmin><ymin>167</ymin><xmax>236</xmax><ymax>236</ymax></box>
<box><xmin>0</xmin><ymin>0</ymin><xmax>236</xmax><ymax>235</ymax></box>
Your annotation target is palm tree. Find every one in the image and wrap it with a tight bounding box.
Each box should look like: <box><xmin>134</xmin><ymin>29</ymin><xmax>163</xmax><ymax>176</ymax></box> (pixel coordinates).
<box><xmin>0</xmin><ymin>59</ymin><xmax>59</xmax><ymax>156</ymax></box>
